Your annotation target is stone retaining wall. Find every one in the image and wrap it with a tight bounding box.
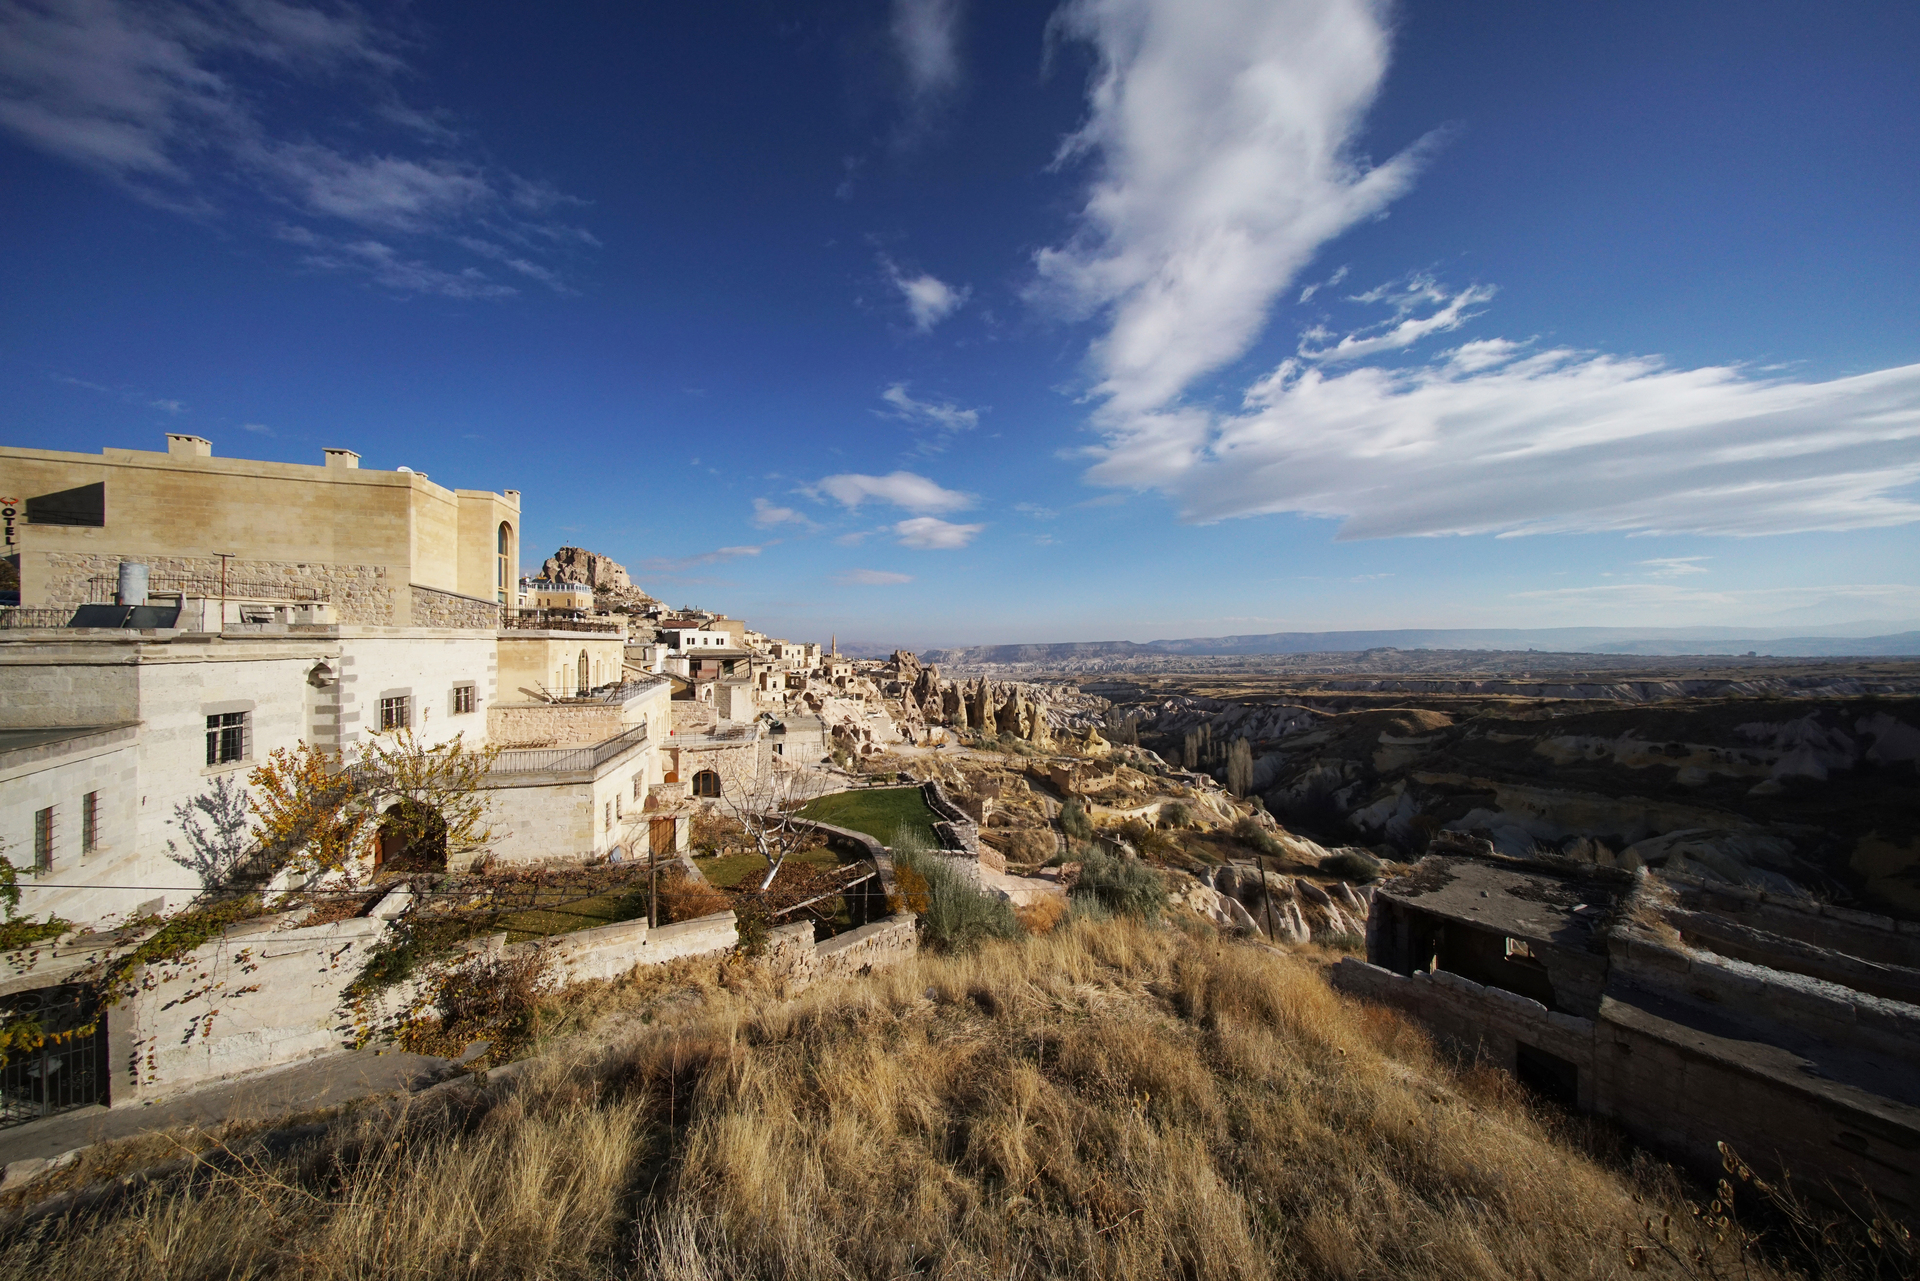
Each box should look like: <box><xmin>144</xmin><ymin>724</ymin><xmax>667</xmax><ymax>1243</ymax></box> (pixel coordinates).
<box><xmin>409</xmin><ymin>583</ymin><xmax>499</xmax><ymax>628</ymax></box>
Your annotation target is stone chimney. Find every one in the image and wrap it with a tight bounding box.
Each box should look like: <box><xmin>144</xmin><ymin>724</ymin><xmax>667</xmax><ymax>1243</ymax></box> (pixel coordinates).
<box><xmin>324</xmin><ymin>448</ymin><xmax>361</xmax><ymax>469</ymax></box>
<box><xmin>166</xmin><ymin>434</ymin><xmax>212</xmax><ymax>458</ymax></box>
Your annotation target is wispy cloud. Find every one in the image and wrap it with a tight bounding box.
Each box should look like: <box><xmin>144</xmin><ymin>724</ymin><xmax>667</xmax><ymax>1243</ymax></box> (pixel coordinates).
<box><xmin>1042</xmin><ymin>2</ymin><xmax>1920</xmax><ymax>542</ymax></box>
<box><xmin>150</xmin><ymin>397</ymin><xmax>187</xmax><ymax>414</ymax></box>
<box><xmin>240</xmin><ymin>421</ymin><xmax>272</xmax><ymax>435</ymax></box>
<box><xmin>1639</xmin><ymin>557</ymin><xmax>1710</xmax><ymax>577</ymax></box>
<box><xmin>752</xmin><ymin>497</ymin><xmax>820</xmax><ymax>531</ymax></box>
<box><xmin>1507</xmin><ymin>581</ymin><xmax>1920</xmax><ymax>624</ymax></box>
<box><xmin>835</xmin><ymin>568</ymin><xmax>915</xmax><ymax>585</ymax></box>
<box><xmin>878</xmin><ymin>383</ymin><xmax>981</xmax><ymax>453</ymax></box>
<box><xmin>811</xmin><ymin>470</ymin><xmax>974</xmax><ymax>514</ymax></box>
<box><xmin>1013</xmin><ymin>502</ymin><xmax>1057</xmax><ymax>520</ymax></box>
<box><xmin>882</xmin><ymin>256</ymin><xmax>969</xmax><ymax>332</ymax></box>
<box><xmin>1033</xmin><ymin>0</ymin><xmax>1435</xmax><ymax>416</ymax></box>
<box><xmin>1087</xmin><ymin>341</ymin><xmax>1920</xmax><ymax>538</ymax></box>
<box><xmin>640</xmin><ymin>544</ymin><xmax>763</xmax><ymax>573</ymax></box>
<box><xmin>891</xmin><ymin>0</ymin><xmax>964</xmax><ymax>110</ymax></box>
<box><xmin>893</xmin><ymin>516</ymin><xmax>983</xmax><ymax>549</ymax></box>
<box><xmin>1298</xmin><ymin>265</ymin><xmax>1348</xmax><ymax>304</ymax></box>
<box><xmin>0</xmin><ymin>0</ymin><xmax>592</xmax><ymax>297</ymax></box>
<box><xmin>1298</xmin><ymin>279</ymin><xmax>1495</xmax><ymax>363</ymax></box>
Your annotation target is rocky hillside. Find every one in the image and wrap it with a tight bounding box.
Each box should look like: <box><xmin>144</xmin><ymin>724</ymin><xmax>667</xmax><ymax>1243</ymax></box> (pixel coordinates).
<box><xmin>536</xmin><ymin>545</ymin><xmax>656</xmax><ymax>607</ymax></box>
<box><xmin>1109</xmin><ymin>692</ymin><xmax>1920</xmax><ymax>917</ymax></box>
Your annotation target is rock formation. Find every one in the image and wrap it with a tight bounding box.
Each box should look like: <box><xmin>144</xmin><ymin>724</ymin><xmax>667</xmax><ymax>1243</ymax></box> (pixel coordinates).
<box><xmin>541</xmin><ymin>546</ymin><xmax>636</xmax><ymax>593</ymax></box>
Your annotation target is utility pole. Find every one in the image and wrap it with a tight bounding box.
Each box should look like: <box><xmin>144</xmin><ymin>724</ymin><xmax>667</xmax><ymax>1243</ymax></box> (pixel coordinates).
<box><xmin>216</xmin><ymin>552</ymin><xmax>235</xmax><ymax>630</ymax></box>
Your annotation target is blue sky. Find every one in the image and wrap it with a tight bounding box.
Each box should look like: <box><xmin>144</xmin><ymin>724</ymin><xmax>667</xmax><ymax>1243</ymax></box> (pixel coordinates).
<box><xmin>2</xmin><ymin>0</ymin><xmax>1917</xmax><ymax>647</ymax></box>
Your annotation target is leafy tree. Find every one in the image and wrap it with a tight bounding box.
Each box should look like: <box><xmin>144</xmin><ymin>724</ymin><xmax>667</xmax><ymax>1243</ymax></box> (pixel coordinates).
<box><xmin>1227</xmin><ymin>737</ymin><xmax>1254</xmax><ymax>797</ymax></box>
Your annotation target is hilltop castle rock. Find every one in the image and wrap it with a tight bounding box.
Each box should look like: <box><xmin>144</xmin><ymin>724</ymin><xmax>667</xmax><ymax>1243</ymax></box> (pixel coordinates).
<box><xmin>541</xmin><ymin>546</ymin><xmax>632</xmax><ymax>590</ymax></box>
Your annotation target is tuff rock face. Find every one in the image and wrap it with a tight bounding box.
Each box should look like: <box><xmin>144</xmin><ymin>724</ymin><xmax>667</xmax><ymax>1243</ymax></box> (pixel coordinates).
<box><xmin>541</xmin><ymin>546</ymin><xmax>634</xmax><ymax>592</ymax></box>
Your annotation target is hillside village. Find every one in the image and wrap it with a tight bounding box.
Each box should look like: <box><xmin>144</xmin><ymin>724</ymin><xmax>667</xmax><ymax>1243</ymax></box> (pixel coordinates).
<box><xmin>1</xmin><ymin>434</ymin><xmax>1917</xmax><ymax>1270</ymax></box>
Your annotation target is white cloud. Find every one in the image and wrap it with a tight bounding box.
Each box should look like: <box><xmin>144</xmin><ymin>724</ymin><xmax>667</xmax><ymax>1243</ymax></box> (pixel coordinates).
<box><xmin>1086</xmin><ymin>344</ymin><xmax>1920</xmax><ymax>538</ymax></box>
<box><xmin>752</xmin><ymin>497</ymin><xmax>819</xmax><ymax>530</ymax></box>
<box><xmin>891</xmin><ymin>0</ymin><xmax>963</xmax><ymax>104</ymax></box>
<box><xmin>893</xmin><ymin>516</ymin><xmax>984</xmax><ymax>549</ymax></box>
<box><xmin>1507</xmin><ymin>581</ymin><xmax>1920</xmax><ymax>625</ymax></box>
<box><xmin>641</xmin><ymin>544</ymin><xmax>762</xmax><ymax>573</ymax></box>
<box><xmin>878</xmin><ymin>383</ymin><xmax>981</xmax><ymax>452</ymax></box>
<box><xmin>240</xmin><ymin>421</ymin><xmax>272</xmax><ymax>434</ymax></box>
<box><xmin>883</xmin><ymin>256</ymin><xmax>969</xmax><ymax>331</ymax></box>
<box><xmin>0</xmin><ymin>0</ymin><xmax>591</xmax><ymax>295</ymax></box>
<box><xmin>1638</xmin><ymin>557</ymin><xmax>1709</xmax><ymax>577</ymax></box>
<box><xmin>835</xmin><ymin>568</ymin><xmax>915</xmax><ymax>585</ymax></box>
<box><xmin>1298</xmin><ymin>281</ymin><xmax>1495</xmax><ymax>363</ymax></box>
<box><xmin>1013</xmin><ymin>502</ymin><xmax>1057</xmax><ymax>519</ymax></box>
<box><xmin>150</xmin><ymin>398</ymin><xmax>186</xmax><ymax>414</ymax></box>
<box><xmin>1034</xmin><ymin>0</ymin><xmax>1434</xmax><ymax>416</ymax></box>
<box><xmin>1298</xmin><ymin>265</ymin><xmax>1348</xmax><ymax>303</ymax></box>
<box><xmin>812</xmin><ymin>471</ymin><xmax>974</xmax><ymax>514</ymax></box>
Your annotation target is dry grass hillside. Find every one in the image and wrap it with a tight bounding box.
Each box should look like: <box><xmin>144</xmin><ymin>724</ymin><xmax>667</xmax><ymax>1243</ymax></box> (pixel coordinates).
<box><xmin>2</xmin><ymin>917</ymin><xmax>1789</xmax><ymax>1280</ymax></box>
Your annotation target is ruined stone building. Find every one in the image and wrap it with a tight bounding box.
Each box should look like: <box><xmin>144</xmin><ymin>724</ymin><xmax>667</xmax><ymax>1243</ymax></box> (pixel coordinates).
<box><xmin>1335</xmin><ymin>849</ymin><xmax>1920</xmax><ymax>1214</ymax></box>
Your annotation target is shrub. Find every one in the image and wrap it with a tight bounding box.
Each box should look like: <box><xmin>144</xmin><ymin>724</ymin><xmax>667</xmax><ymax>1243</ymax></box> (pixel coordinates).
<box><xmin>1069</xmin><ymin>846</ymin><xmax>1168</xmax><ymax>920</ymax></box>
<box><xmin>1161</xmin><ymin>801</ymin><xmax>1192</xmax><ymax>829</ymax></box>
<box><xmin>1114</xmin><ymin>817</ymin><xmax>1174</xmax><ymax>859</ymax></box>
<box><xmin>992</xmin><ymin>827</ymin><xmax>1057</xmax><ymax>865</ymax></box>
<box><xmin>1058</xmin><ymin>799</ymin><xmax>1093</xmax><ymax>841</ymax></box>
<box><xmin>1320</xmin><ymin>849</ymin><xmax>1383</xmax><ymax>883</ymax></box>
<box><xmin>1232</xmin><ymin>814</ymin><xmax>1282</xmax><ymax>857</ymax></box>
<box><xmin>1014</xmin><ymin>895</ymin><xmax>1067</xmax><ymax>935</ymax></box>
<box><xmin>892</xmin><ymin>826</ymin><xmax>1020</xmax><ymax>952</ymax></box>
<box><xmin>658</xmin><ymin>866</ymin><xmax>731</xmax><ymax>922</ymax></box>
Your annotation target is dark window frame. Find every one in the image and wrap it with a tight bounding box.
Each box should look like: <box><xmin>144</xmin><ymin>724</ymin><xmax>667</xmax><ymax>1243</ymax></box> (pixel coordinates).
<box><xmin>82</xmin><ymin>792</ymin><xmax>98</xmax><ymax>853</ymax></box>
<box><xmin>33</xmin><ymin>806</ymin><xmax>54</xmax><ymax>871</ymax></box>
<box><xmin>206</xmin><ymin>711</ymin><xmax>249</xmax><ymax>765</ymax></box>
<box><xmin>380</xmin><ymin>695</ymin><xmax>413</xmax><ymax>732</ymax></box>
<box><xmin>451</xmin><ymin>683</ymin><xmax>476</xmax><ymax>715</ymax></box>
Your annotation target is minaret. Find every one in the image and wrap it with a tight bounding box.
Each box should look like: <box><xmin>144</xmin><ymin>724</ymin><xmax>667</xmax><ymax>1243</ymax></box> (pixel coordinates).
<box><xmin>831</xmin><ymin>633</ymin><xmax>838</xmax><ymax>658</ymax></box>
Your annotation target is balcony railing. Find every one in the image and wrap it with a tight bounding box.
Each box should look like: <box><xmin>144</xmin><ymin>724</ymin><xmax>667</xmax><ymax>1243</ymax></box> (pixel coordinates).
<box><xmin>499</xmin><ymin>612</ymin><xmax>623</xmax><ymax>634</ymax></box>
<box><xmin>0</xmin><ymin>607</ymin><xmax>76</xmax><ymax>629</ymax></box>
<box><xmin>492</xmin><ymin>724</ymin><xmax>649</xmax><ymax>775</ymax></box>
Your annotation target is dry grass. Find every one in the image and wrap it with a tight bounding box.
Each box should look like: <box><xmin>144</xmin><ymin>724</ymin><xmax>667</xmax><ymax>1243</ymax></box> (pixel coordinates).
<box><xmin>657</xmin><ymin>866</ymin><xmax>730</xmax><ymax>923</ymax></box>
<box><xmin>0</xmin><ymin>917</ymin><xmax>1763</xmax><ymax>1280</ymax></box>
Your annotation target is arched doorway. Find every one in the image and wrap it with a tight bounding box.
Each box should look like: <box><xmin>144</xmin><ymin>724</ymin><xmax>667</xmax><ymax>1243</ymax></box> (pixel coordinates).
<box><xmin>496</xmin><ymin>522</ymin><xmax>513</xmax><ymax>605</ymax></box>
<box><xmin>577</xmin><ymin>650</ymin><xmax>590</xmax><ymax>695</ymax></box>
<box><xmin>375</xmin><ymin>800</ymin><xmax>448</xmax><ymax>872</ymax></box>
<box><xmin>692</xmin><ymin>769</ymin><xmax>721</xmax><ymax>798</ymax></box>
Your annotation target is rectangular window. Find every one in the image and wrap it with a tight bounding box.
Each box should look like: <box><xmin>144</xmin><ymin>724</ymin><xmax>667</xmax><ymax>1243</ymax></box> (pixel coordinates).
<box><xmin>33</xmin><ymin>806</ymin><xmax>54</xmax><ymax>871</ymax></box>
<box><xmin>605</xmin><ymin>800</ymin><xmax>614</xmax><ymax>832</ymax></box>
<box><xmin>633</xmin><ymin>774</ymin><xmax>643</xmax><ymax>800</ymax></box>
<box><xmin>380</xmin><ymin>696</ymin><xmax>412</xmax><ymax>731</ymax></box>
<box><xmin>452</xmin><ymin>684</ymin><xmax>475</xmax><ymax>715</ymax></box>
<box><xmin>82</xmin><ymin>792</ymin><xmax>98</xmax><ymax>853</ymax></box>
<box><xmin>206</xmin><ymin>711</ymin><xmax>249</xmax><ymax>765</ymax></box>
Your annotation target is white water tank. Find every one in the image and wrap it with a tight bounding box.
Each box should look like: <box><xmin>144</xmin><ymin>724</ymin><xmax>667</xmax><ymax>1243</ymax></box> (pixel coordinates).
<box><xmin>116</xmin><ymin>561</ymin><xmax>149</xmax><ymax>606</ymax></box>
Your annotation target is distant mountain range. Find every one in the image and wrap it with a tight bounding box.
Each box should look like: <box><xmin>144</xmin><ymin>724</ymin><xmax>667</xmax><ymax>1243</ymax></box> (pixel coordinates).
<box><xmin>916</xmin><ymin>626</ymin><xmax>1920</xmax><ymax>665</ymax></box>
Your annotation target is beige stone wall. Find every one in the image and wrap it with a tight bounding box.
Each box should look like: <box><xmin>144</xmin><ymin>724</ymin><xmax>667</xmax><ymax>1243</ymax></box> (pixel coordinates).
<box><xmin>496</xmin><ymin>631</ymin><xmax>627</xmax><ymax>699</ymax></box>
<box><xmin>0</xmin><ymin>442</ymin><xmax>517</xmax><ymax>612</ymax></box>
<box><xmin>25</xmin><ymin>544</ymin><xmax>398</xmax><ymax>622</ymax></box>
<box><xmin>489</xmin><ymin>702</ymin><xmax>623</xmax><ymax>748</ymax></box>
<box><xmin>456</xmin><ymin>491</ymin><xmax>518</xmax><ymax>604</ymax></box>
<box><xmin>409</xmin><ymin>583</ymin><xmax>498</xmax><ymax>628</ymax></box>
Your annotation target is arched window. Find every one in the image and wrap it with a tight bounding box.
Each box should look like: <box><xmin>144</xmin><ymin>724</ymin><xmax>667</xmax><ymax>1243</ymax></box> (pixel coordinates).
<box><xmin>577</xmin><ymin>650</ymin><xmax>590</xmax><ymax>695</ymax></box>
<box><xmin>496</xmin><ymin>522</ymin><xmax>513</xmax><ymax>604</ymax></box>
<box><xmin>692</xmin><ymin>769</ymin><xmax>721</xmax><ymax>798</ymax></box>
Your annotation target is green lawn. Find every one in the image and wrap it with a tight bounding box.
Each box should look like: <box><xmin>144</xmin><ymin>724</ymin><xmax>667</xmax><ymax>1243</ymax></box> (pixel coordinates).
<box><xmin>799</xmin><ymin>786</ymin><xmax>939</xmax><ymax>850</ymax></box>
<box><xmin>694</xmin><ymin>842</ymin><xmax>843</xmax><ymax>890</ymax></box>
<box><xmin>496</xmin><ymin>887</ymin><xmax>650</xmax><ymax>944</ymax></box>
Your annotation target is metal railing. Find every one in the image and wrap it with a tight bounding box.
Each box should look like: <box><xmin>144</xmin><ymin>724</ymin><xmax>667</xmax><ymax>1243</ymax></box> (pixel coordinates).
<box><xmin>1</xmin><ymin>985</ymin><xmax>108</xmax><ymax>1127</ymax></box>
<box><xmin>499</xmin><ymin>613</ymin><xmax>623</xmax><ymax>634</ymax></box>
<box><xmin>492</xmin><ymin>724</ymin><xmax>649</xmax><ymax>775</ymax></box>
<box><xmin>0</xmin><ymin>607</ymin><xmax>75</xmax><ymax>629</ymax></box>
<box><xmin>86</xmin><ymin>575</ymin><xmax>327</xmax><ymax>604</ymax></box>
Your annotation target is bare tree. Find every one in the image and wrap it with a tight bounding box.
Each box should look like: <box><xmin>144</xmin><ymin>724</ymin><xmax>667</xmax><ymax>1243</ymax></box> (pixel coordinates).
<box><xmin>714</xmin><ymin>767</ymin><xmax>813</xmax><ymax>891</ymax></box>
